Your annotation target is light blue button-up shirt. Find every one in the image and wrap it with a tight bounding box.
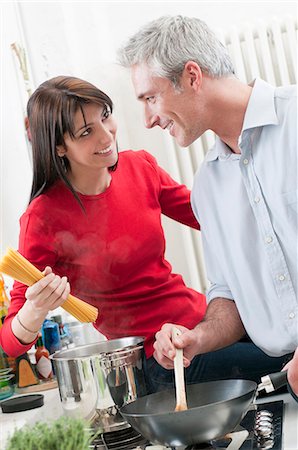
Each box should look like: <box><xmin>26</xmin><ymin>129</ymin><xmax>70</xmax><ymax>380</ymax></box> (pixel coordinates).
<box><xmin>191</xmin><ymin>79</ymin><xmax>297</xmax><ymax>356</ymax></box>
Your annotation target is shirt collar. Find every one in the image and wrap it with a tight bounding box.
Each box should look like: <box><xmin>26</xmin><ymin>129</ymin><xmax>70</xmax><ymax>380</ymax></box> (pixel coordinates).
<box><xmin>242</xmin><ymin>78</ymin><xmax>279</xmax><ymax>131</ymax></box>
<box><xmin>205</xmin><ymin>138</ymin><xmax>239</xmax><ymax>162</ymax></box>
<box><xmin>205</xmin><ymin>78</ymin><xmax>278</xmax><ymax>162</ymax></box>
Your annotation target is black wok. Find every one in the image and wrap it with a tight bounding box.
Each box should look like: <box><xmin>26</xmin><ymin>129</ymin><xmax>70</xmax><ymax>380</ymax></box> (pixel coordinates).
<box><xmin>120</xmin><ymin>371</ymin><xmax>287</xmax><ymax>446</ymax></box>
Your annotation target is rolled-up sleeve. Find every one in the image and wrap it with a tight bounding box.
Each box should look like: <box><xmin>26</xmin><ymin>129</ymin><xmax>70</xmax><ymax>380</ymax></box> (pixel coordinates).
<box><xmin>206</xmin><ymin>282</ymin><xmax>234</xmax><ymax>304</ymax></box>
<box><xmin>201</xmin><ymin>230</ymin><xmax>234</xmax><ymax>303</ymax></box>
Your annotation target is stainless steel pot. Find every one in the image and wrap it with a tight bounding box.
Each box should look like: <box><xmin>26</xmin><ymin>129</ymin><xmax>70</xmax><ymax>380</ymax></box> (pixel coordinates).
<box><xmin>50</xmin><ymin>336</ymin><xmax>146</xmax><ymax>432</ymax></box>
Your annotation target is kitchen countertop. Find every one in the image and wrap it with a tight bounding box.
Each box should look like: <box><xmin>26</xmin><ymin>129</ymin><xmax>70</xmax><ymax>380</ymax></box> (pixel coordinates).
<box><xmin>0</xmin><ymin>388</ymin><xmax>63</xmax><ymax>449</ymax></box>
<box><xmin>0</xmin><ymin>387</ymin><xmax>297</xmax><ymax>449</ymax></box>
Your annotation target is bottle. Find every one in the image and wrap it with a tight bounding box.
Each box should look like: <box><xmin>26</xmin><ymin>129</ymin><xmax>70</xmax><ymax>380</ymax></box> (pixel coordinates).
<box><xmin>51</xmin><ymin>314</ymin><xmax>71</xmax><ymax>348</ymax></box>
<box><xmin>35</xmin><ymin>334</ymin><xmax>53</xmax><ymax>380</ymax></box>
<box><xmin>42</xmin><ymin>319</ymin><xmax>61</xmax><ymax>354</ymax></box>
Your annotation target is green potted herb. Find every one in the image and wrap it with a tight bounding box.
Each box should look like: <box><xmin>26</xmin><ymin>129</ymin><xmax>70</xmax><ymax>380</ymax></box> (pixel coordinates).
<box><xmin>6</xmin><ymin>416</ymin><xmax>99</xmax><ymax>450</ymax></box>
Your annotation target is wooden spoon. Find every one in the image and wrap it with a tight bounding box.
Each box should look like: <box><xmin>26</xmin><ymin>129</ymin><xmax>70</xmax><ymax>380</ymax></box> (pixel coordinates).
<box><xmin>172</xmin><ymin>326</ymin><xmax>188</xmax><ymax>411</ymax></box>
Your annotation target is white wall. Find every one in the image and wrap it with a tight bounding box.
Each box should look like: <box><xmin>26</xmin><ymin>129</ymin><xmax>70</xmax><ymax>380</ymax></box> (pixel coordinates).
<box><xmin>1</xmin><ymin>3</ymin><xmax>33</xmax><ymax>263</ymax></box>
<box><xmin>1</xmin><ymin>1</ymin><xmax>297</xmax><ymax>292</ymax></box>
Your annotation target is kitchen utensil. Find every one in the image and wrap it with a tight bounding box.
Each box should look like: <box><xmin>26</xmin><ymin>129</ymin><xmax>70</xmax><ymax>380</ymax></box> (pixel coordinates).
<box><xmin>172</xmin><ymin>327</ymin><xmax>187</xmax><ymax>411</ymax></box>
<box><xmin>50</xmin><ymin>336</ymin><xmax>146</xmax><ymax>432</ymax></box>
<box><xmin>120</xmin><ymin>370</ymin><xmax>288</xmax><ymax>446</ymax></box>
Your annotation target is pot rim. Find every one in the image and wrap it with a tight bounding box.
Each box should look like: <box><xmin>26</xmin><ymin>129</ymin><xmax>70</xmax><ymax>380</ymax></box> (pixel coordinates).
<box><xmin>50</xmin><ymin>336</ymin><xmax>145</xmax><ymax>361</ymax></box>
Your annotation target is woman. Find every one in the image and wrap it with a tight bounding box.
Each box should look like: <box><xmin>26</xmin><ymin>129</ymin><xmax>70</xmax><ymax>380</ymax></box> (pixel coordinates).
<box><xmin>0</xmin><ymin>76</ymin><xmax>289</xmax><ymax>393</ymax></box>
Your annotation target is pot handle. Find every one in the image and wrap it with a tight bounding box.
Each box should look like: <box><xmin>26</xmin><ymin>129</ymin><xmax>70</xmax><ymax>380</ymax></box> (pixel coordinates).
<box><xmin>258</xmin><ymin>370</ymin><xmax>288</xmax><ymax>394</ymax></box>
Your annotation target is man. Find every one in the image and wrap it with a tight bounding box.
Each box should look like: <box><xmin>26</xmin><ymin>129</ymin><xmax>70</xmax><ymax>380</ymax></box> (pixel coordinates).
<box><xmin>118</xmin><ymin>15</ymin><xmax>298</xmax><ymax>395</ymax></box>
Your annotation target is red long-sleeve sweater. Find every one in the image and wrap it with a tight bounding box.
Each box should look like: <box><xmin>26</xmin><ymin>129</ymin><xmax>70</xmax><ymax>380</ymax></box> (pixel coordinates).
<box><xmin>1</xmin><ymin>150</ymin><xmax>206</xmax><ymax>357</ymax></box>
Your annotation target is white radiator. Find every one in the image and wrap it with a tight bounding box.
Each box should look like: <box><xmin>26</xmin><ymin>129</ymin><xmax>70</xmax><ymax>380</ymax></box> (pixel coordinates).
<box><xmin>165</xmin><ymin>16</ymin><xmax>297</xmax><ymax>293</ymax></box>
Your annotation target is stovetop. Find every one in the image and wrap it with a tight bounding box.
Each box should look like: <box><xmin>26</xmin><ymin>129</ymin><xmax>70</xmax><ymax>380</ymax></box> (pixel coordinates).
<box><xmin>89</xmin><ymin>400</ymin><xmax>284</xmax><ymax>450</ymax></box>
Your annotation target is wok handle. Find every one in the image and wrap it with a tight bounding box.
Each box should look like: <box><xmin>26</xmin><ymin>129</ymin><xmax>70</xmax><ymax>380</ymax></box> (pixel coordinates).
<box><xmin>258</xmin><ymin>370</ymin><xmax>288</xmax><ymax>393</ymax></box>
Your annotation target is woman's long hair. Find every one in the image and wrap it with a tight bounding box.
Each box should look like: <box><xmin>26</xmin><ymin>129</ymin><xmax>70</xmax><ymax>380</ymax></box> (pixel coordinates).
<box><xmin>27</xmin><ymin>76</ymin><xmax>117</xmax><ymax>205</ymax></box>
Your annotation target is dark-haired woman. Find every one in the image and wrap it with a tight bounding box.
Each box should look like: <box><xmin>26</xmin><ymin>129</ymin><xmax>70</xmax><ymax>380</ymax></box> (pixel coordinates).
<box><xmin>0</xmin><ymin>76</ymin><xmax>289</xmax><ymax>393</ymax></box>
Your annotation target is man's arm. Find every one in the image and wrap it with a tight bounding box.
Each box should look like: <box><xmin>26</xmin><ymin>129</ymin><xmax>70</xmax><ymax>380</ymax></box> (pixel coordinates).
<box><xmin>153</xmin><ymin>298</ymin><xmax>245</xmax><ymax>369</ymax></box>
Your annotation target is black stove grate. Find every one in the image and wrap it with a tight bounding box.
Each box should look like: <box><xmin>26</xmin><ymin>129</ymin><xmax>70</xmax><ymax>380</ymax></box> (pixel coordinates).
<box><xmin>90</xmin><ymin>426</ymin><xmax>148</xmax><ymax>450</ymax></box>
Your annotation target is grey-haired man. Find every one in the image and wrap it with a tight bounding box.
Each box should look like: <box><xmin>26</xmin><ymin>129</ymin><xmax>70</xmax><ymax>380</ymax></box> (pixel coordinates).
<box><xmin>119</xmin><ymin>15</ymin><xmax>298</xmax><ymax>395</ymax></box>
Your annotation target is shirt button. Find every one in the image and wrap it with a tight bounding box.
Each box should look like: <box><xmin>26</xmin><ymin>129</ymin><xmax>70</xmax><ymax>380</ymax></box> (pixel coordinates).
<box><xmin>254</xmin><ymin>196</ymin><xmax>260</xmax><ymax>203</ymax></box>
<box><xmin>265</xmin><ymin>236</ymin><xmax>273</xmax><ymax>243</ymax></box>
<box><xmin>278</xmin><ymin>274</ymin><xmax>286</xmax><ymax>281</ymax></box>
<box><xmin>289</xmin><ymin>312</ymin><xmax>295</xmax><ymax>319</ymax></box>
<box><xmin>243</xmin><ymin>159</ymin><xmax>249</xmax><ymax>165</ymax></box>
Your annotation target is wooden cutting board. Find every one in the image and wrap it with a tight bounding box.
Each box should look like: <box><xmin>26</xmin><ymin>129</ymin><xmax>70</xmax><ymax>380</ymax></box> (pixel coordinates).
<box><xmin>15</xmin><ymin>378</ymin><xmax>58</xmax><ymax>393</ymax></box>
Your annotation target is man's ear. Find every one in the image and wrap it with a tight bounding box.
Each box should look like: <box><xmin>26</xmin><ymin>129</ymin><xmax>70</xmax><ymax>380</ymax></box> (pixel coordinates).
<box><xmin>56</xmin><ymin>145</ymin><xmax>66</xmax><ymax>157</ymax></box>
<box><xmin>183</xmin><ymin>61</ymin><xmax>203</xmax><ymax>89</ymax></box>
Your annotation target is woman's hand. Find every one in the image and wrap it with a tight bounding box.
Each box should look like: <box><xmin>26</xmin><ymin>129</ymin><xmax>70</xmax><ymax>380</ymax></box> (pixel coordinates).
<box><xmin>25</xmin><ymin>266</ymin><xmax>70</xmax><ymax>316</ymax></box>
<box><xmin>11</xmin><ymin>266</ymin><xmax>70</xmax><ymax>344</ymax></box>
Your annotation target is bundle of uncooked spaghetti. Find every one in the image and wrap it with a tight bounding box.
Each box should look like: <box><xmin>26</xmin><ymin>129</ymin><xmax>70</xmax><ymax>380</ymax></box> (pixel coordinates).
<box><xmin>0</xmin><ymin>248</ymin><xmax>98</xmax><ymax>323</ymax></box>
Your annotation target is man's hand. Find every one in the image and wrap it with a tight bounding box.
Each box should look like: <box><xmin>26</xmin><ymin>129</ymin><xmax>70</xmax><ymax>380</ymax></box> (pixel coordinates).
<box><xmin>153</xmin><ymin>323</ymin><xmax>200</xmax><ymax>369</ymax></box>
<box><xmin>284</xmin><ymin>347</ymin><xmax>298</xmax><ymax>395</ymax></box>
<box><xmin>153</xmin><ymin>298</ymin><xmax>245</xmax><ymax>369</ymax></box>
